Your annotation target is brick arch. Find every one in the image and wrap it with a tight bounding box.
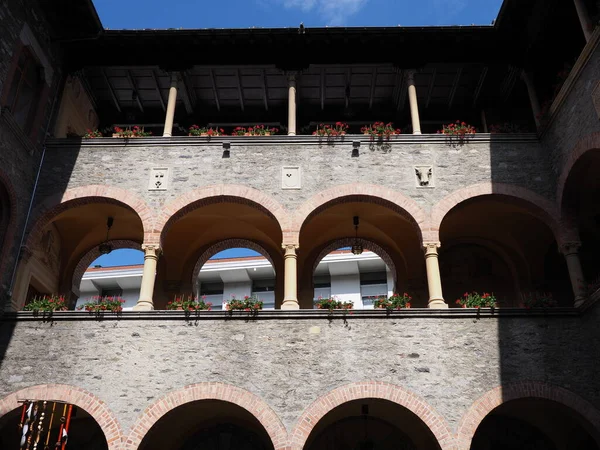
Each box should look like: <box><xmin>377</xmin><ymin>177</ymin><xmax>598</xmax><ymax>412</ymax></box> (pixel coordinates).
<box><xmin>288</xmin><ymin>381</ymin><xmax>456</xmax><ymax>450</ymax></box>
<box><xmin>293</xmin><ymin>184</ymin><xmax>428</xmax><ymax>245</ymax></box>
<box><xmin>71</xmin><ymin>239</ymin><xmax>143</xmax><ymax>293</ymax></box>
<box><xmin>312</xmin><ymin>237</ymin><xmax>400</xmax><ymax>289</ymax></box>
<box><xmin>430</xmin><ymin>183</ymin><xmax>566</xmax><ymax>244</ymax></box>
<box><xmin>0</xmin><ymin>384</ymin><xmax>123</xmax><ymax>450</ymax></box>
<box><xmin>456</xmin><ymin>381</ymin><xmax>600</xmax><ymax>450</ymax></box>
<box><xmin>157</xmin><ymin>185</ymin><xmax>290</xmax><ymax>246</ymax></box>
<box><xmin>557</xmin><ymin>132</ymin><xmax>600</xmax><ymax>215</ymax></box>
<box><xmin>123</xmin><ymin>382</ymin><xmax>287</xmax><ymax>450</ymax></box>
<box><xmin>25</xmin><ymin>185</ymin><xmax>153</xmax><ymax>252</ymax></box>
<box><xmin>0</xmin><ymin>170</ymin><xmax>18</xmax><ymax>281</ymax></box>
<box><xmin>191</xmin><ymin>238</ymin><xmax>277</xmax><ymax>286</ymax></box>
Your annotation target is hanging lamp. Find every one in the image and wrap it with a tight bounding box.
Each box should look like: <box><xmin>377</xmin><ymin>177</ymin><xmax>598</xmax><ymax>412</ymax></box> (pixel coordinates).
<box><xmin>98</xmin><ymin>217</ymin><xmax>114</xmax><ymax>255</ymax></box>
<box><xmin>352</xmin><ymin>216</ymin><xmax>363</xmax><ymax>255</ymax></box>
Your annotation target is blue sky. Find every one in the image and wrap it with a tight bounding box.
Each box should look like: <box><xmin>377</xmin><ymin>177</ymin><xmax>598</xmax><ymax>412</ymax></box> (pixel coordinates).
<box><xmin>93</xmin><ymin>0</ymin><xmax>503</xmax><ymax>29</ymax></box>
<box><xmin>90</xmin><ymin>248</ymin><xmax>261</xmax><ymax>267</ymax></box>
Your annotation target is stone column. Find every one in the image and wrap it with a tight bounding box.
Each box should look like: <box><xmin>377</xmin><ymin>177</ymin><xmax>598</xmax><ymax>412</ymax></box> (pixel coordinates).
<box><xmin>162</xmin><ymin>73</ymin><xmax>179</xmax><ymax>137</ymax></box>
<box><xmin>560</xmin><ymin>242</ymin><xmax>587</xmax><ymax>307</ymax></box>
<box><xmin>407</xmin><ymin>70</ymin><xmax>422</xmax><ymax>135</ymax></box>
<box><xmin>134</xmin><ymin>245</ymin><xmax>161</xmax><ymax>310</ymax></box>
<box><xmin>573</xmin><ymin>0</ymin><xmax>593</xmax><ymax>42</ymax></box>
<box><xmin>287</xmin><ymin>73</ymin><xmax>297</xmax><ymax>136</ymax></box>
<box><xmin>521</xmin><ymin>70</ymin><xmax>542</xmax><ymax>129</ymax></box>
<box><xmin>424</xmin><ymin>243</ymin><xmax>448</xmax><ymax>308</ymax></box>
<box><xmin>281</xmin><ymin>244</ymin><xmax>299</xmax><ymax>309</ymax></box>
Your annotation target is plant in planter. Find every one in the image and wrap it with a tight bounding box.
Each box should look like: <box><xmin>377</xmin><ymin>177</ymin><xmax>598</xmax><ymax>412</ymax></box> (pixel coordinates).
<box><xmin>361</xmin><ymin>122</ymin><xmax>401</xmax><ymax>139</ymax></box>
<box><xmin>113</xmin><ymin>126</ymin><xmax>152</xmax><ymax>138</ymax></box>
<box><xmin>374</xmin><ymin>293</ymin><xmax>412</xmax><ymax>310</ymax></box>
<box><xmin>522</xmin><ymin>292</ymin><xmax>557</xmax><ymax>309</ymax></box>
<box><xmin>315</xmin><ymin>296</ymin><xmax>353</xmax><ymax>312</ymax></box>
<box><xmin>166</xmin><ymin>295</ymin><xmax>213</xmax><ymax>311</ymax></box>
<box><xmin>313</xmin><ymin>122</ymin><xmax>349</xmax><ymax>138</ymax></box>
<box><xmin>226</xmin><ymin>295</ymin><xmax>263</xmax><ymax>312</ymax></box>
<box><xmin>23</xmin><ymin>295</ymin><xmax>68</xmax><ymax>312</ymax></box>
<box><xmin>83</xmin><ymin>129</ymin><xmax>102</xmax><ymax>139</ymax></box>
<box><xmin>455</xmin><ymin>292</ymin><xmax>496</xmax><ymax>309</ymax></box>
<box><xmin>247</xmin><ymin>125</ymin><xmax>279</xmax><ymax>136</ymax></box>
<box><xmin>77</xmin><ymin>296</ymin><xmax>126</xmax><ymax>312</ymax></box>
<box><xmin>188</xmin><ymin>125</ymin><xmax>226</xmax><ymax>137</ymax></box>
<box><xmin>438</xmin><ymin>121</ymin><xmax>476</xmax><ymax>136</ymax></box>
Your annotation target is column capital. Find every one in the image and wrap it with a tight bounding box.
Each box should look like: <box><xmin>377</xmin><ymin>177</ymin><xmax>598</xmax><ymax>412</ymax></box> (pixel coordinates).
<box><xmin>560</xmin><ymin>241</ymin><xmax>582</xmax><ymax>256</ymax></box>
<box><xmin>423</xmin><ymin>242</ymin><xmax>441</xmax><ymax>254</ymax></box>
<box><xmin>282</xmin><ymin>244</ymin><xmax>299</xmax><ymax>255</ymax></box>
<box><xmin>142</xmin><ymin>244</ymin><xmax>162</xmax><ymax>256</ymax></box>
<box><xmin>406</xmin><ymin>69</ymin><xmax>417</xmax><ymax>82</ymax></box>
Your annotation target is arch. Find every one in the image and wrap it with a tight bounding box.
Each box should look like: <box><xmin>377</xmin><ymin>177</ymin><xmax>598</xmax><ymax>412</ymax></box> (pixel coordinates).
<box><xmin>430</xmin><ymin>183</ymin><xmax>566</xmax><ymax>243</ymax></box>
<box><xmin>289</xmin><ymin>381</ymin><xmax>456</xmax><ymax>450</ymax></box>
<box><xmin>191</xmin><ymin>238</ymin><xmax>276</xmax><ymax>286</ymax></box>
<box><xmin>0</xmin><ymin>171</ymin><xmax>18</xmax><ymax>280</ymax></box>
<box><xmin>311</xmin><ymin>237</ymin><xmax>400</xmax><ymax>288</ymax></box>
<box><xmin>294</xmin><ymin>184</ymin><xmax>428</xmax><ymax>244</ymax></box>
<box><xmin>157</xmin><ymin>185</ymin><xmax>290</xmax><ymax>245</ymax></box>
<box><xmin>456</xmin><ymin>381</ymin><xmax>600</xmax><ymax>450</ymax></box>
<box><xmin>71</xmin><ymin>239</ymin><xmax>143</xmax><ymax>292</ymax></box>
<box><xmin>25</xmin><ymin>185</ymin><xmax>153</xmax><ymax>251</ymax></box>
<box><xmin>0</xmin><ymin>384</ymin><xmax>123</xmax><ymax>450</ymax></box>
<box><xmin>557</xmin><ymin>132</ymin><xmax>600</xmax><ymax>213</ymax></box>
<box><xmin>124</xmin><ymin>382</ymin><xmax>287</xmax><ymax>450</ymax></box>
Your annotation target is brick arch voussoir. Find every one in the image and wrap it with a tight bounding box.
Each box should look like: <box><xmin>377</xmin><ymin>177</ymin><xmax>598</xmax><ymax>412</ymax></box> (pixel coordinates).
<box><xmin>288</xmin><ymin>381</ymin><xmax>456</xmax><ymax>450</ymax></box>
<box><xmin>0</xmin><ymin>170</ymin><xmax>19</xmax><ymax>278</ymax></box>
<box><xmin>456</xmin><ymin>381</ymin><xmax>600</xmax><ymax>450</ymax></box>
<box><xmin>430</xmin><ymin>183</ymin><xmax>563</xmax><ymax>244</ymax></box>
<box><xmin>123</xmin><ymin>382</ymin><xmax>288</xmax><ymax>450</ymax></box>
<box><xmin>0</xmin><ymin>384</ymin><xmax>124</xmax><ymax>450</ymax></box>
<box><xmin>557</xmin><ymin>132</ymin><xmax>600</xmax><ymax>218</ymax></box>
<box><xmin>158</xmin><ymin>185</ymin><xmax>290</xmax><ymax>245</ymax></box>
<box><xmin>293</xmin><ymin>184</ymin><xmax>428</xmax><ymax>245</ymax></box>
<box><xmin>25</xmin><ymin>185</ymin><xmax>153</xmax><ymax>252</ymax></box>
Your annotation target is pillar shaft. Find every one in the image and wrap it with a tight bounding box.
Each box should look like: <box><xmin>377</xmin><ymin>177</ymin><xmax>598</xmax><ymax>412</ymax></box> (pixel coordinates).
<box><xmin>424</xmin><ymin>243</ymin><xmax>448</xmax><ymax>309</ymax></box>
<box><xmin>163</xmin><ymin>73</ymin><xmax>178</xmax><ymax>137</ymax></box>
<box><xmin>573</xmin><ymin>0</ymin><xmax>593</xmax><ymax>42</ymax></box>
<box><xmin>281</xmin><ymin>244</ymin><xmax>299</xmax><ymax>309</ymax></box>
<box><xmin>522</xmin><ymin>71</ymin><xmax>542</xmax><ymax>129</ymax></box>
<box><xmin>287</xmin><ymin>74</ymin><xmax>297</xmax><ymax>136</ymax></box>
<box><xmin>407</xmin><ymin>70</ymin><xmax>422</xmax><ymax>135</ymax></box>
<box><xmin>561</xmin><ymin>243</ymin><xmax>586</xmax><ymax>307</ymax></box>
<box><xmin>134</xmin><ymin>245</ymin><xmax>160</xmax><ymax>311</ymax></box>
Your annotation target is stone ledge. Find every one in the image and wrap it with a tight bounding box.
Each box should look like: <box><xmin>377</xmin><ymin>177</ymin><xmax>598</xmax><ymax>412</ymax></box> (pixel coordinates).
<box><xmin>1</xmin><ymin>307</ymin><xmax>580</xmax><ymax>322</ymax></box>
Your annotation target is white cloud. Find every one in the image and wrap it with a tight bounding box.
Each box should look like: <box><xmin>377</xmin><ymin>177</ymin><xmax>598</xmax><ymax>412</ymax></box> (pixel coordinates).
<box><xmin>274</xmin><ymin>0</ymin><xmax>368</xmax><ymax>26</ymax></box>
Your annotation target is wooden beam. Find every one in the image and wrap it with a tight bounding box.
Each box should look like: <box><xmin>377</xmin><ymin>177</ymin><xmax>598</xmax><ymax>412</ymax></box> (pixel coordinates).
<box><xmin>425</xmin><ymin>68</ymin><xmax>437</xmax><ymax>109</ymax></box>
<box><xmin>261</xmin><ymin>69</ymin><xmax>269</xmax><ymax>111</ymax></box>
<box><xmin>151</xmin><ymin>70</ymin><xmax>166</xmax><ymax>112</ymax></box>
<box><xmin>368</xmin><ymin>68</ymin><xmax>377</xmax><ymax>110</ymax></box>
<box><xmin>102</xmin><ymin>69</ymin><xmax>121</xmax><ymax>113</ymax></box>
<box><xmin>320</xmin><ymin>68</ymin><xmax>326</xmax><ymax>111</ymax></box>
<box><xmin>472</xmin><ymin>66</ymin><xmax>488</xmax><ymax>107</ymax></box>
<box><xmin>179</xmin><ymin>72</ymin><xmax>195</xmax><ymax>115</ymax></box>
<box><xmin>209</xmin><ymin>69</ymin><xmax>221</xmax><ymax>112</ymax></box>
<box><xmin>448</xmin><ymin>67</ymin><xmax>462</xmax><ymax>109</ymax></box>
<box><xmin>236</xmin><ymin>69</ymin><xmax>245</xmax><ymax>112</ymax></box>
<box><xmin>126</xmin><ymin>70</ymin><xmax>144</xmax><ymax>112</ymax></box>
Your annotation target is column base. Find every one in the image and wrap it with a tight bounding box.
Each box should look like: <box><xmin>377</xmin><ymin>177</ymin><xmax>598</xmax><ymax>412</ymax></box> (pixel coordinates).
<box><xmin>412</xmin><ymin>131</ymin><xmax>422</xmax><ymax>135</ymax></box>
<box><xmin>133</xmin><ymin>300</ymin><xmax>154</xmax><ymax>311</ymax></box>
<box><xmin>281</xmin><ymin>299</ymin><xmax>300</xmax><ymax>310</ymax></box>
<box><xmin>428</xmin><ymin>298</ymin><xmax>448</xmax><ymax>309</ymax></box>
<box><xmin>287</xmin><ymin>132</ymin><xmax>296</xmax><ymax>136</ymax></box>
<box><xmin>574</xmin><ymin>297</ymin><xmax>586</xmax><ymax>308</ymax></box>
<box><xmin>162</xmin><ymin>133</ymin><xmax>172</xmax><ymax>137</ymax></box>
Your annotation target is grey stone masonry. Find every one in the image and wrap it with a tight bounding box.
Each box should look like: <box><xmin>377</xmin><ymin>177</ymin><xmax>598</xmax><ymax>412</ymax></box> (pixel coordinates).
<box><xmin>0</xmin><ymin>306</ymin><xmax>598</xmax><ymax>435</ymax></box>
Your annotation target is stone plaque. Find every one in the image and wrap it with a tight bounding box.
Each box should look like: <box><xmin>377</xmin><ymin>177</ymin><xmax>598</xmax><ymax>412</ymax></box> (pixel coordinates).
<box><xmin>593</xmin><ymin>80</ymin><xmax>600</xmax><ymax>120</ymax></box>
<box><xmin>148</xmin><ymin>167</ymin><xmax>169</xmax><ymax>191</ymax></box>
<box><xmin>282</xmin><ymin>166</ymin><xmax>301</xmax><ymax>189</ymax></box>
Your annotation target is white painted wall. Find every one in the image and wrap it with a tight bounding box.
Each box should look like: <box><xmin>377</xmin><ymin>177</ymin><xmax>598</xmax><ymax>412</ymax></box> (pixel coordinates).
<box><xmin>222</xmin><ymin>281</ymin><xmax>252</xmax><ymax>309</ymax></box>
<box><xmin>330</xmin><ymin>274</ymin><xmax>362</xmax><ymax>308</ymax></box>
<box><xmin>76</xmin><ymin>288</ymin><xmax>139</xmax><ymax>311</ymax></box>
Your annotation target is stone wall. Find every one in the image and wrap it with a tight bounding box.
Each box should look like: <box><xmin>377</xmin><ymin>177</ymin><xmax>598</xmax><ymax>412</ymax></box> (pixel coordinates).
<box><xmin>0</xmin><ymin>306</ymin><xmax>599</xmax><ymax>446</ymax></box>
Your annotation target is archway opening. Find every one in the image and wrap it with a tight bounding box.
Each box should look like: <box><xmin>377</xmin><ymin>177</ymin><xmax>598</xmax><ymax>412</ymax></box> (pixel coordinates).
<box><xmin>160</xmin><ymin>198</ymin><xmax>283</xmax><ymax>309</ymax></box>
<box><xmin>439</xmin><ymin>195</ymin><xmax>571</xmax><ymax>307</ymax></box>
<box><xmin>312</xmin><ymin>245</ymin><xmax>395</xmax><ymax>309</ymax></box>
<box><xmin>193</xmin><ymin>245</ymin><xmax>277</xmax><ymax>310</ymax></box>
<box><xmin>0</xmin><ymin>403</ymin><xmax>108</xmax><ymax>449</ymax></box>
<box><xmin>17</xmin><ymin>200</ymin><xmax>144</xmax><ymax>309</ymax></box>
<box><xmin>298</xmin><ymin>196</ymin><xmax>424</xmax><ymax>309</ymax></box>
<box><xmin>138</xmin><ymin>400</ymin><xmax>274</xmax><ymax>450</ymax></box>
<box><xmin>470</xmin><ymin>398</ymin><xmax>600</xmax><ymax>450</ymax></box>
<box><xmin>562</xmin><ymin>148</ymin><xmax>600</xmax><ymax>289</ymax></box>
<box><xmin>304</xmin><ymin>399</ymin><xmax>442</xmax><ymax>450</ymax></box>
<box><xmin>76</xmin><ymin>247</ymin><xmax>145</xmax><ymax>310</ymax></box>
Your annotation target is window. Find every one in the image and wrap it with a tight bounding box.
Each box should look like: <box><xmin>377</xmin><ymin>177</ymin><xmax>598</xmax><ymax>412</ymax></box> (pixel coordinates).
<box><xmin>4</xmin><ymin>46</ymin><xmax>42</xmax><ymax>133</ymax></box>
<box><xmin>101</xmin><ymin>288</ymin><xmax>123</xmax><ymax>298</ymax></box>
<box><xmin>252</xmin><ymin>279</ymin><xmax>276</xmax><ymax>310</ymax></box>
<box><xmin>360</xmin><ymin>271</ymin><xmax>388</xmax><ymax>309</ymax></box>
